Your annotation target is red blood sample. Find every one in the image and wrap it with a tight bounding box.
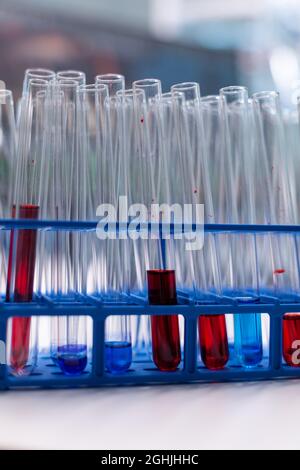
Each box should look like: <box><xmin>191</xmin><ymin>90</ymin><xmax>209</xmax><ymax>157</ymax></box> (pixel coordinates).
<box><xmin>199</xmin><ymin>314</ymin><xmax>229</xmax><ymax>370</ymax></box>
<box><xmin>6</xmin><ymin>204</ymin><xmax>39</xmax><ymax>371</ymax></box>
<box><xmin>147</xmin><ymin>270</ymin><xmax>181</xmax><ymax>371</ymax></box>
<box><xmin>283</xmin><ymin>313</ymin><xmax>300</xmax><ymax>367</ymax></box>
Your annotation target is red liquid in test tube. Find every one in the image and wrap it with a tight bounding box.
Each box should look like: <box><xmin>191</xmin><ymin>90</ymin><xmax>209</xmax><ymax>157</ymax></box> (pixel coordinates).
<box><xmin>147</xmin><ymin>270</ymin><xmax>181</xmax><ymax>371</ymax></box>
<box><xmin>6</xmin><ymin>204</ymin><xmax>39</xmax><ymax>372</ymax></box>
<box><xmin>283</xmin><ymin>313</ymin><xmax>300</xmax><ymax>367</ymax></box>
<box><xmin>199</xmin><ymin>314</ymin><xmax>229</xmax><ymax>370</ymax></box>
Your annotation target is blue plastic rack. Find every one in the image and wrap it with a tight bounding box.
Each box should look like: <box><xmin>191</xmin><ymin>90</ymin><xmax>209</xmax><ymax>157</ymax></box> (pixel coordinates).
<box><xmin>0</xmin><ymin>219</ymin><xmax>300</xmax><ymax>389</ymax></box>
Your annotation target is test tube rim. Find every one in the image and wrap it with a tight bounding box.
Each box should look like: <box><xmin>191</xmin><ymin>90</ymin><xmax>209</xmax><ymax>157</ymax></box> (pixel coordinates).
<box><xmin>252</xmin><ymin>90</ymin><xmax>280</xmax><ymax>102</ymax></box>
<box><xmin>171</xmin><ymin>82</ymin><xmax>201</xmax><ymax>101</ymax></box>
<box><xmin>133</xmin><ymin>78</ymin><xmax>162</xmax><ymax>99</ymax></box>
<box><xmin>96</xmin><ymin>73</ymin><xmax>125</xmax><ymax>82</ymax></box>
<box><xmin>133</xmin><ymin>78</ymin><xmax>160</xmax><ymax>86</ymax></box>
<box><xmin>0</xmin><ymin>89</ymin><xmax>13</xmax><ymax>99</ymax></box>
<box><xmin>56</xmin><ymin>70</ymin><xmax>86</xmax><ymax>81</ymax></box>
<box><xmin>25</xmin><ymin>68</ymin><xmax>56</xmax><ymax>79</ymax></box>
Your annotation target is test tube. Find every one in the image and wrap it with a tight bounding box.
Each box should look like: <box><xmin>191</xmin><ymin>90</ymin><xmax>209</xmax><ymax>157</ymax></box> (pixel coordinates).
<box><xmin>256</xmin><ymin>92</ymin><xmax>300</xmax><ymax>365</ymax></box>
<box><xmin>131</xmin><ymin>80</ymin><xmax>163</xmax><ymax>356</ymax></box>
<box><xmin>96</xmin><ymin>74</ymin><xmax>125</xmax><ymax>96</ymax></box>
<box><xmin>97</xmin><ymin>75</ymin><xmax>126</xmax><ymax>301</ymax></box>
<box><xmin>253</xmin><ymin>91</ymin><xmax>299</xmax><ymax>366</ymax></box>
<box><xmin>197</xmin><ymin>95</ymin><xmax>230</xmax><ymax>368</ymax></box>
<box><xmin>6</xmin><ymin>79</ymin><xmax>51</xmax><ymax>375</ymax></box>
<box><xmin>253</xmin><ymin>92</ymin><xmax>298</xmax><ymax>293</ymax></box>
<box><xmin>23</xmin><ymin>68</ymin><xmax>56</xmax><ymax>94</ymax></box>
<box><xmin>170</xmin><ymin>84</ymin><xmax>228</xmax><ymax>370</ymax></box>
<box><xmin>18</xmin><ymin>69</ymin><xmax>55</xmax><ymax>142</ymax></box>
<box><xmin>133</xmin><ymin>78</ymin><xmax>161</xmax><ymax>96</ymax></box>
<box><xmin>0</xmin><ymin>89</ymin><xmax>37</xmax><ymax>375</ymax></box>
<box><xmin>220</xmin><ymin>86</ymin><xmax>262</xmax><ymax>368</ymax></box>
<box><xmin>147</xmin><ymin>270</ymin><xmax>181</xmax><ymax>371</ymax></box>
<box><xmin>47</xmin><ymin>80</ymin><xmax>82</xmax><ymax>368</ymax></box>
<box><xmin>103</xmin><ymin>88</ymin><xmax>147</xmax><ymax>372</ymax></box>
<box><xmin>50</xmin><ymin>81</ymin><xmax>91</xmax><ymax>375</ymax></box>
<box><xmin>105</xmin><ymin>316</ymin><xmax>132</xmax><ymax>374</ymax></box>
<box><xmin>78</xmin><ymin>83</ymin><xmax>111</xmax><ymax>367</ymax></box>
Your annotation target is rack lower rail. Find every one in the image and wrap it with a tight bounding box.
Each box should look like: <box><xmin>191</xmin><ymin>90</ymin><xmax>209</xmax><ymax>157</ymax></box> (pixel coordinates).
<box><xmin>0</xmin><ymin>295</ymin><xmax>299</xmax><ymax>389</ymax></box>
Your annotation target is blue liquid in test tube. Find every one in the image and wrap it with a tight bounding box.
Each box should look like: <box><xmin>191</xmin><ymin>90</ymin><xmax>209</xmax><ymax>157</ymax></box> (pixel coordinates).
<box><xmin>57</xmin><ymin>344</ymin><xmax>88</xmax><ymax>375</ymax></box>
<box><xmin>105</xmin><ymin>341</ymin><xmax>132</xmax><ymax>374</ymax></box>
<box><xmin>234</xmin><ymin>314</ymin><xmax>263</xmax><ymax>367</ymax></box>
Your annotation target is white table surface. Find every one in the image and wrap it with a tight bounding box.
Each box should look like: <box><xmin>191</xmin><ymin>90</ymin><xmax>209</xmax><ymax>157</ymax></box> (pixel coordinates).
<box><xmin>0</xmin><ymin>380</ymin><xmax>299</xmax><ymax>450</ymax></box>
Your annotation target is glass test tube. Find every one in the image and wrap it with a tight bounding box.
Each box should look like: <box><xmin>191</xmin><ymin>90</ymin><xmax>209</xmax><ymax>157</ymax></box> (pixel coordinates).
<box><xmin>103</xmin><ymin>86</ymin><xmax>136</xmax><ymax>373</ymax></box>
<box><xmin>254</xmin><ymin>91</ymin><xmax>298</xmax><ymax>366</ymax></box>
<box><xmin>23</xmin><ymin>68</ymin><xmax>56</xmax><ymax>94</ymax></box>
<box><xmin>220</xmin><ymin>86</ymin><xmax>262</xmax><ymax>368</ymax></box>
<box><xmin>97</xmin><ymin>75</ymin><xmax>127</xmax><ymax>299</ymax></box>
<box><xmin>6</xmin><ymin>79</ymin><xmax>49</xmax><ymax>375</ymax></box>
<box><xmin>171</xmin><ymin>83</ymin><xmax>229</xmax><ymax>370</ymax></box>
<box><xmin>80</xmin><ymin>81</ymin><xmax>131</xmax><ymax>372</ymax></box>
<box><xmin>51</xmin><ymin>80</ymin><xmax>89</xmax><ymax>375</ymax></box>
<box><xmin>96</xmin><ymin>74</ymin><xmax>125</xmax><ymax>96</ymax></box>
<box><xmin>131</xmin><ymin>79</ymin><xmax>162</xmax><ymax>358</ymax></box>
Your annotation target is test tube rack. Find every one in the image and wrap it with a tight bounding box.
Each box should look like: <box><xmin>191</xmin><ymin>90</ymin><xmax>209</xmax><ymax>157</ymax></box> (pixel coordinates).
<box><xmin>1</xmin><ymin>219</ymin><xmax>300</xmax><ymax>390</ymax></box>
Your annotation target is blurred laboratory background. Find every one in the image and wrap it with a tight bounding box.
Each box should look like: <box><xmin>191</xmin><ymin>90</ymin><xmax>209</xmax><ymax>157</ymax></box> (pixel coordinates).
<box><xmin>0</xmin><ymin>0</ymin><xmax>300</xmax><ymax>107</ymax></box>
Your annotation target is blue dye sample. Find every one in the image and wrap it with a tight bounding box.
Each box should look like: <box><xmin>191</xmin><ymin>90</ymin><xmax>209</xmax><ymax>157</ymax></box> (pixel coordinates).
<box><xmin>237</xmin><ymin>345</ymin><xmax>263</xmax><ymax>367</ymax></box>
<box><xmin>234</xmin><ymin>313</ymin><xmax>263</xmax><ymax>367</ymax></box>
<box><xmin>57</xmin><ymin>344</ymin><xmax>88</xmax><ymax>376</ymax></box>
<box><xmin>105</xmin><ymin>341</ymin><xmax>132</xmax><ymax>374</ymax></box>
